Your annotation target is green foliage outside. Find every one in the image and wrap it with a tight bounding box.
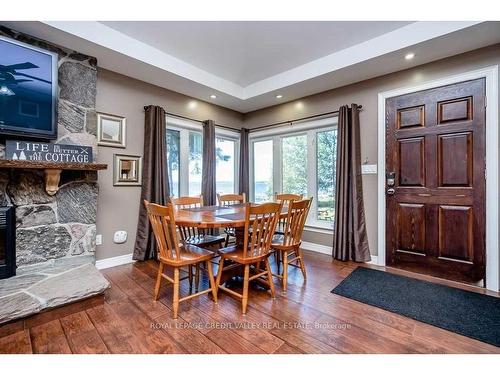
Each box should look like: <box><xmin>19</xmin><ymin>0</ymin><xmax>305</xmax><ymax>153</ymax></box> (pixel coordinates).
<box><xmin>166</xmin><ymin>130</ymin><xmax>232</xmax><ymax>195</ymax></box>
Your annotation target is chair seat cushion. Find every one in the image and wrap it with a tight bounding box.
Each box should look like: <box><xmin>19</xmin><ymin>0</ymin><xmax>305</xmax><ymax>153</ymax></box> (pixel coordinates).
<box><xmin>184</xmin><ymin>234</ymin><xmax>225</xmax><ymax>247</ymax></box>
<box><xmin>160</xmin><ymin>244</ymin><xmax>215</xmax><ymax>266</ymax></box>
<box><xmin>219</xmin><ymin>245</ymin><xmax>269</xmax><ymax>264</ymax></box>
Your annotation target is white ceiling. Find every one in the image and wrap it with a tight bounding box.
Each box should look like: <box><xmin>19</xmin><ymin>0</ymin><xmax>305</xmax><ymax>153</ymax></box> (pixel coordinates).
<box><xmin>101</xmin><ymin>21</ymin><xmax>412</xmax><ymax>86</ymax></box>
<box><xmin>2</xmin><ymin>21</ymin><xmax>500</xmax><ymax>112</ymax></box>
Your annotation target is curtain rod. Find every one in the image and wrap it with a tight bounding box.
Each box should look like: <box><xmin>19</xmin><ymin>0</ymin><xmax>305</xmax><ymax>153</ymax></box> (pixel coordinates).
<box><xmin>248</xmin><ymin>105</ymin><xmax>363</xmax><ymax>133</ymax></box>
<box><xmin>143</xmin><ymin>106</ymin><xmax>240</xmax><ymax>132</ymax></box>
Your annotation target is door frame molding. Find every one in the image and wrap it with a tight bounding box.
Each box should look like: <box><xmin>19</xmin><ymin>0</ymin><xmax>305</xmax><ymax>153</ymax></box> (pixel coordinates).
<box><xmin>377</xmin><ymin>65</ymin><xmax>499</xmax><ymax>291</ymax></box>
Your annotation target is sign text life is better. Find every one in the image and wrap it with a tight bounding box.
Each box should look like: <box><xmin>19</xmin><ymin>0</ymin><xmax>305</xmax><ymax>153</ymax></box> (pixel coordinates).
<box><xmin>5</xmin><ymin>140</ymin><xmax>93</xmax><ymax>163</ymax></box>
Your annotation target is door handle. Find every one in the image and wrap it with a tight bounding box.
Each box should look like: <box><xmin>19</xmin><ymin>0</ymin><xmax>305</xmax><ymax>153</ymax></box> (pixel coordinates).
<box><xmin>386</xmin><ymin>188</ymin><xmax>395</xmax><ymax>195</ymax></box>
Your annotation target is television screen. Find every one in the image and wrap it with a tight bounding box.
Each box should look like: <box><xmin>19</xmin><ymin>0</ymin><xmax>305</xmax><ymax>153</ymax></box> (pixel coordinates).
<box><xmin>0</xmin><ymin>36</ymin><xmax>58</xmax><ymax>139</ymax></box>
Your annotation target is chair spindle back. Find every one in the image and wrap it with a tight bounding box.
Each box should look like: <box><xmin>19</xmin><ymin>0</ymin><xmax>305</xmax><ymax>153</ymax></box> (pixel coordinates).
<box><xmin>144</xmin><ymin>200</ymin><xmax>180</xmax><ymax>261</ymax></box>
<box><xmin>243</xmin><ymin>202</ymin><xmax>282</xmax><ymax>259</ymax></box>
<box><xmin>275</xmin><ymin>193</ymin><xmax>303</xmax><ymax>232</ymax></box>
<box><xmin>171</xmin><ymin>195</ymin><xmax>204</xmax><ymax>209</ymax></box>
<box><xmin>217</xmin><ymin>193</ymin><xmax>246</xmax><ymax>206</ymax></box>
<box><xmin>276</xmin><ymin>193</ymin><xmax>303</xmax><ymax>204</ymax></box>
<box><xmin>281</xmin><ymin>198</ymin><xmax>313</xmax><ymax>247</ymax></box>
<box><xmin>171</xmin><ymin>195</ymin><xmax>208</xmax><ymax>240</ymax></box>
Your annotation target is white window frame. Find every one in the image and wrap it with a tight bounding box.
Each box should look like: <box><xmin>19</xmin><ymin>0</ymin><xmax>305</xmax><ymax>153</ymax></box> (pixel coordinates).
<box><xmin>166</xmin><ymin>116</ymin><xmax>240</xmax><ymax>197</ymax></box>
<box><xmin>249</xmin><ymin>116</ymin><xmax>338</xmax><ymax>230</ymax></box>
<box><xmin>215</xmin><ymin>131</ymin><xmax>240</xmax><ymax>195</ymax></box>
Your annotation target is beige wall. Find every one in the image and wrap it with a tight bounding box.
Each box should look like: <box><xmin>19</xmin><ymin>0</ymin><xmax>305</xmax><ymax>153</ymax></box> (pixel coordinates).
<box><xmin>94</xmin><ymin>69</ymin><xmax>243</xmax><ymax>260</ymax></box>
<box><xmin>94</xmin><ymin>44</ymin><xmax>500</xmax><ymax>261</ymax></box>
<box><xmin>244</xmin><ymin>44</ymin><xmax>500</xmax><ymax>256</ymax></box>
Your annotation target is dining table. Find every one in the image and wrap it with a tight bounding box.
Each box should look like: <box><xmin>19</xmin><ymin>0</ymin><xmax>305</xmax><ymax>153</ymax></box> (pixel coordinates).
<box><xmin>174</xmin><ymin>203</ymin><xmax>288</xmax><ymax>244</ymax></box>
<box><xmin>174</xmin><ymin>203</ymin><xmax>288</xmax><ymax>288</ymax></box>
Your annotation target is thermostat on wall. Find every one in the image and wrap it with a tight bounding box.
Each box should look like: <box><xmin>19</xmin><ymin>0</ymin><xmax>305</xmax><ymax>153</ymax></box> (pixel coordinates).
<box><xmin>113</xmin><ymin>231</ymin><xmax>128</xmax><ymax>244</ymax></box>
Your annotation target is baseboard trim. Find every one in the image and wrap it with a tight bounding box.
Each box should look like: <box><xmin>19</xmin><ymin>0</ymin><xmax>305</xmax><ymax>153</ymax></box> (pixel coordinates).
<box><xmin>300</xmin><ymin>241</ymin><xmax>378</xmax><ymax>265</ymax></box>
<box><xmin>95</xmin><ymin>253</ymin><xmax>135</xmax><ymax>270</ymax></box>
<box><xmin>300</xmin><ymin>241</ymin><xmax>332</xmax><ymax>255</ymax></box>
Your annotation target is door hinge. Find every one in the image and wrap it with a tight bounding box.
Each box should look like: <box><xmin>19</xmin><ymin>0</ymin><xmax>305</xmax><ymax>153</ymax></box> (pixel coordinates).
<box><xmin>485</xmin><ymin>96</ymin><xmax>487</xmax><ymax>108</ymax></box>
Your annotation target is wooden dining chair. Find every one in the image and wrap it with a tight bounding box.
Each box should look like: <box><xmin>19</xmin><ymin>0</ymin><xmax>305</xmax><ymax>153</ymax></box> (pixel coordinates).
<box><xmin>275</xmin><ymin>193</ymin><xmax>303</xmax><ymax>233</ymax></box>
<box><xmin>217</xmin><ymin>193</ymin><xmax>247</xmax><ymax>246</ymax></box>
<box><xmin>145</xmin><ymin>200</ymin><xmax>218</xmax><ymax>319</ymax></box>
<box><xmin>276</xmin><ymin>193</ymin><xmax>303</xmax><ymax>204</ymax></box>
<box><xmin>217</xmin><ymin>193</ymin><xmax>246</xmax><ymax>206</ymax></box>
<box><xmin>171</xmin><ymin>195</ymin><xmax>225</xmax><ymax>292</ymax></box>
<box><xmin>171</xmin><ymin>195</ymin><xmax>225</xmax><ymax>248</ymax></box>
<box><xmin>273</xmin><ymin>193</ymin><xmax>304</xmax><ymax>270</ymax></box>
<box><xmin>271</xmin><ymin>198</ymin><xmax>312</xmax><ymax>293</ymax></box>
<box><xmin>215</xmin><ymin>202</ymin><xmax>282</xmax><ymax>315</ymax></box>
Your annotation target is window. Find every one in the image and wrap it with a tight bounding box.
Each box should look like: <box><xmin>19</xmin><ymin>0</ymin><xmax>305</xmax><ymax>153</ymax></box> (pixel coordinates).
<box><xmin>216</xmin><ymin>137</ymin><xmax>237</xmax><ymax>195</ymax></box>
<box><xmin>316</xmin><ymin>130</ymin><xmax>337</xmax><ymax>222</ymax></box>
<box><xmin>166</xmin><ymin>116</ymin><xmax>239</xmax><ymax>198</ymax></box>
<box><xmin>250</xmin><ymin>117</ymin><xmax>338</xmax><ymax>228</ymax></box>
<box><xmin>253</xmin><ymin>140</ymin><xmax>273</xmax><ymax>203</ymax></box>
<box><xmin>166</xmin><ymin>129</ymin><xmax>180</xmax><ymax>197</ymax></box>
<box><xmin>282</xmin><ymin>134</ymin><xmax>308</xmax><ymax>197</ymax></box>
<box><xmin>189</xmin><ymin>132</ymin><xmax>203</xmax><ymax>196</ymax></box>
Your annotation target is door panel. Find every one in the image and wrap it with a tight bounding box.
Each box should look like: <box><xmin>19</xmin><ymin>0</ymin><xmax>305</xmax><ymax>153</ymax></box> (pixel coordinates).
<box><xmin>398</xmin><ymin>106</ymin><xmax>425</xmax><ymax>128</ymax></box>
<box><xmin>386</xmin><ymin>78</ymin><xmax>486</xmax><ymax>284</ymax></box>
<box><xmin>397</xmin><ymin>203</ymin><xmax>426</xmax><ymax>254</ymax></box>
<box><xmin>398</xmin><ymin>138</ymin><xmax>425</xmax><ymax>186</ymax></box>
<box><xmin>438</xmin><ymin>132</ymin><xmax>472</xmax><ymax>187</ymax></box>
<box><xmin>438</xmin><ymin>205</ymin><xmax>473</xmax><ymax>262</ymax></box>
<box><xmin>438</xmin><ymin>97</ymin><xmax>472</xmax><ymax>124</ymax></box>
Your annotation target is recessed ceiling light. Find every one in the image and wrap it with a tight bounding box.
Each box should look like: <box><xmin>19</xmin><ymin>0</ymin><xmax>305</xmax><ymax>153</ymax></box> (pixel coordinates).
<box><xmin>210</xmin><ymin>94</ymin><xmax>217</xmax><ymax>99</ymax></box>
<box><xmin>405</xmin><ymin>53</ymin><xmax>415</xmax><ymax>60</ymax></box>
<box><xmin>276</xmin><ymin>95</ymin><xmax>283</xmax><ymax>99</ymax></box>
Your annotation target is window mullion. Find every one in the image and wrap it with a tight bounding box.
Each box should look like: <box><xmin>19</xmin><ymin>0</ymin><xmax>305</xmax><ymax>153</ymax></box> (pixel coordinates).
<box><xmin>306</xmin><ymin>130</ymin><xmax>316</xmax><ymax>224</ymax></box>
<box><xmin>234</xmin><ymin>140</ymin><xmax>239</xmax><ymax>194</ymax></box>
<box><xmin>273</xmin><ymin>135</ymin><xmax>281</xmax><ymax>200</ymax></box>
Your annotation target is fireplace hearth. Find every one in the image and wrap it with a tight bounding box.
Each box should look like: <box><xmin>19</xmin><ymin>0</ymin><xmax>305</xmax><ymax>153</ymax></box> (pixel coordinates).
<box><xmin>0</xmin><ymin>206</ymin><xmax>15</xmax><ymax>279</ymax></box>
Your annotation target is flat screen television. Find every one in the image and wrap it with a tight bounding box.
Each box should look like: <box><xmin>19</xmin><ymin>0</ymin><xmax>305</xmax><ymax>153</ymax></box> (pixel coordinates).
<box><xmin>0</xmin><ymin>35</ymin><xmax>58</xmax><ymax>139</ymax></box>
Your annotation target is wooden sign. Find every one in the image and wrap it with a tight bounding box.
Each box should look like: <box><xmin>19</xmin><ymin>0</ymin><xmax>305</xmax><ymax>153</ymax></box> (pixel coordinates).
<box><xmin>5</xmin><ymin>140</ymin><xmax>93</xmax><ymax>163</ymax></box>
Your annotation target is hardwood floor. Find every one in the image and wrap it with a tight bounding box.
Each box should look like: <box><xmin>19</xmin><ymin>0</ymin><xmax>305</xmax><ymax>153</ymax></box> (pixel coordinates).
<box><xmin>1</xmin><ymin>249</ymin><xmax>499</xmax><ymax>354</ymax></box>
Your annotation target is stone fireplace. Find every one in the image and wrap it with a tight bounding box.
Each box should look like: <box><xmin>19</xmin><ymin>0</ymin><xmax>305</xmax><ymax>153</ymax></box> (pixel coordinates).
<box><xmin>0</xmin><ymin>26</ymin><xmax>109</xmax><ymax>324</ymax></box>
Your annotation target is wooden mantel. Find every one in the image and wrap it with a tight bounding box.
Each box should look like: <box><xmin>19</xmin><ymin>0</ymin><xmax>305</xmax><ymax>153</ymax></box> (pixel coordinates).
<box><xmin>0</xmin><ymin>159</ymin><xmax>108</xmax><ymax>196</ymax></box>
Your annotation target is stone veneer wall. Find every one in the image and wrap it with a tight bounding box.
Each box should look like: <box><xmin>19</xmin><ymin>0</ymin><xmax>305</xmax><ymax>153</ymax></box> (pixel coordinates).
<box><xmin>0</xmin><ymin>26</ymin><xmax>99</xmax><ymax>268</ymax></box>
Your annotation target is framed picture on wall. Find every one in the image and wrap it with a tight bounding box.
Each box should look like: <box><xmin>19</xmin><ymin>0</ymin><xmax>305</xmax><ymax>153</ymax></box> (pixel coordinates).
<box><xmin>97</xmin><ymin>113</ymin><xmax>126</xmax><ymax>148</ymax></box>
<box><xmin>113</xmin><ymin>154</ymin><xmax>142</xmax><ymax>186</ymax></box>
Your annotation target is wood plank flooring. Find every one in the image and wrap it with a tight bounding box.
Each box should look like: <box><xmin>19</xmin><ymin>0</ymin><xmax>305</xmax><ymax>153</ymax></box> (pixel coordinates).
<box><xmin>0</xmin><ymin>249</ymin><xmax>499</xmax><ymax>354</ymax></box>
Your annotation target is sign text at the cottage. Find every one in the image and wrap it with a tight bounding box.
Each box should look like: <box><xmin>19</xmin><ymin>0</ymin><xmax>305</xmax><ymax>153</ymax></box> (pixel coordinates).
<box><xmin>5</xmin><ymin>141</ymin><xmax>93</xmax><ymax>163</ymax></box>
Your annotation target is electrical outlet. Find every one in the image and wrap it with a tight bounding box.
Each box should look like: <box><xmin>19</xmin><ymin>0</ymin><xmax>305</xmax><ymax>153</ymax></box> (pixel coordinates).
<box><xmin>96</xmin><ymin>234</ymin><xmax>102</xmax><ymax>245</ymax></box>
<box><xmin>113</xmin><ymin>231</ymin><xmax>128</xmax><ymax>244</ymax></box>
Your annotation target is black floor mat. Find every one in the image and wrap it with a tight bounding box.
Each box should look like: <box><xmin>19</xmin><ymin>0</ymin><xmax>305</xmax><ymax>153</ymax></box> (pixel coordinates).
<box><xmin>331</xmin><ymin>267</ymin><xmax>500</xmax><ymax>347</ymax></box>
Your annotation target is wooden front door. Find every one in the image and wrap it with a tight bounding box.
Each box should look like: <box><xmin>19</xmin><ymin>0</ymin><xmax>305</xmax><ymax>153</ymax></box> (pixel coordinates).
<box><xmin>385</xmin><ymin>78</ymin><xmax>486</xmax><ymax>284</ymax></box>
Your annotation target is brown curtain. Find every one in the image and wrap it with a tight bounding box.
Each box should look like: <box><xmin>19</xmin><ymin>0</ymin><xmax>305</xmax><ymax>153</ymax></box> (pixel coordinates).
<box><xmin>202</xmin><ymin>120</ymin><xmax>217</xmax><ymax>206</ymax></box>
<box><xmin>332</xmin><ymin>104</ymin><xmax>371</xmax><ymax>262</ymax></box>
<box><xmin>238</xmin><ymin>128</ymin><xmax>250</xmax><ymax>197</ymax></box>
<box><xmin>133</xmin><ymin>105</ymin><xmax>170</xmax><ymax>261</ymax></box>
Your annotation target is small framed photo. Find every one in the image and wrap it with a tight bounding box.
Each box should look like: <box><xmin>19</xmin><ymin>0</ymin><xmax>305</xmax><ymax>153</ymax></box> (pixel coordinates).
<box><xmin>97</xmin><ymin>113</ymin><xmax>126</xmax><ymax>148</ymax></box>
<box><xmin>113</xmin><ymin>154</ymin><xmax>142</xmax><ymax>186</ymax></box>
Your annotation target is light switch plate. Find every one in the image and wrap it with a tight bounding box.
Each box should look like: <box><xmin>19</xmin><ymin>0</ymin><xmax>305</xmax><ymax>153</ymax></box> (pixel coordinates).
<box><xmin>361</xmin><ymin>164</ymin><xmax>377</xmax><ymax>174</ymax></box>
<box><xmin>96</xmin><ymin>234</ymin><xmax>102</xmax><ymax>245</ymax></box>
